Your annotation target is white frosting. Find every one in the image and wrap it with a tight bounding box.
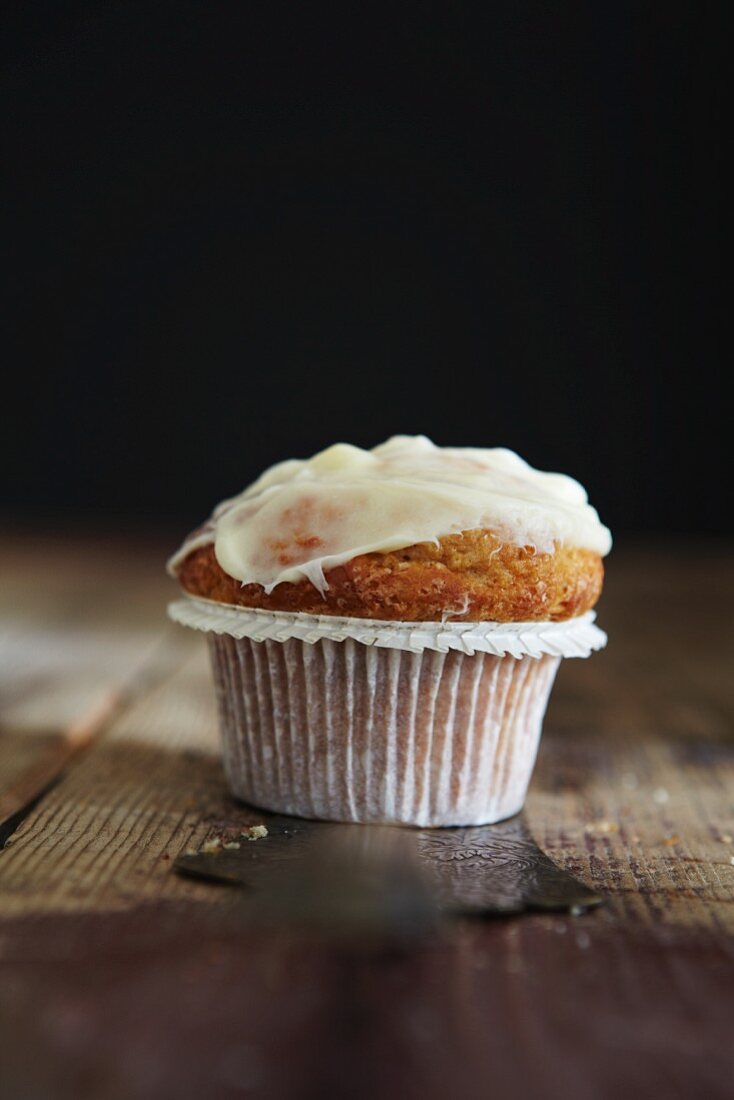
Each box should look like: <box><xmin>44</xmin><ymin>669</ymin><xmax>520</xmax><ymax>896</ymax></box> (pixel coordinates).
<box><xmin>168</xmin><ymin>435</ymin><xmax>612</xmax><ymax>594</ymax></box>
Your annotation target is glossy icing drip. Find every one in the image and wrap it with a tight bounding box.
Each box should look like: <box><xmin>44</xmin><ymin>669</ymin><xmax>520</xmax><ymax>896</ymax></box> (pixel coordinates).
<box><xmin>168</xmin><ymin>435</ymin><xmax>612</xmax><ymax>594</ymax></box>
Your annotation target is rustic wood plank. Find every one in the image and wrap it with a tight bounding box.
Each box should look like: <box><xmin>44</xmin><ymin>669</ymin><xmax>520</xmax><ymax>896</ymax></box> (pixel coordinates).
<box><xmin>0</xmin><ymin>531</ymin><xmax>180</xmax><ymax>734</ymax></box>
<box><xmin>525</xmin><ymin>542</ymin><xmax>734</xmax><ymax>935</ymax></box>
<box><xmin>0</xmin><ymin>650</ymin><xmax>228</xmax><ymax>912</ymax></box>
<box><xmin>0</xmin><ymin>532</ymin><xmax>192</xmax><ymax>841</ymax></box>
<box><xmin>0</xmin><ymin>904</ymin><xmax>731</xmax><ymax>1100</ymax></box>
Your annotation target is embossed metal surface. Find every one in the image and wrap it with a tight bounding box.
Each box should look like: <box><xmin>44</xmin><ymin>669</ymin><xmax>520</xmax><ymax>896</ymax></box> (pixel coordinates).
<box><xmin>175</xmin><ymin>812</ymin><xmax>602</xmax><ymax>928</ymax></box>
<box><xmin>415</xmin><ymin>816</ymin><xmax>602</xmax><ymax>914</ymax></box>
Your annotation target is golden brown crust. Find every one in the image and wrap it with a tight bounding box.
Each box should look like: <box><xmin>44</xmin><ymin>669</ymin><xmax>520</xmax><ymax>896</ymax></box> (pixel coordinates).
<box><xmin>174</xmin><ymin>529</ymin><xmax>604</xmax><ymax>622</ymax></box>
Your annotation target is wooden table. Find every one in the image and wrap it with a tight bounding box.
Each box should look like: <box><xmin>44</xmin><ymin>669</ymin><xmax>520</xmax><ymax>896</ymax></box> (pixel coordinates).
<box><xmin>1</xmin><ymin>533</ymin><xmax>732</xmax><ymax>1099</ymax></box>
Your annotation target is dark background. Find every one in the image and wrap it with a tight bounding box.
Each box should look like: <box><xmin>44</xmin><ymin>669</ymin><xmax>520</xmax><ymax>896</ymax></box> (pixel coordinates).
<box><xmin>3</xmin><ymin>3</ymin><xmax>726</xmax><ymax>540</ymax></box>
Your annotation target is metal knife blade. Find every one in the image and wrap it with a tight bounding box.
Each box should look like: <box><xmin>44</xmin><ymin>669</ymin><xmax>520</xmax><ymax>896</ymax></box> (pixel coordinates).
<box><xmin>175</xmin><ymin>812</ymin><xmax>602</xmax><ymax>931</ymax></box>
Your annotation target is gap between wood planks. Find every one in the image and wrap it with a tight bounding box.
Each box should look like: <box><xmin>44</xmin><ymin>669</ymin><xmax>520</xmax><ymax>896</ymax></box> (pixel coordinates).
<box><xmin>0</xmin><ymin>629</ymin><xmax>185</xmax><ymax>850</ymax></box>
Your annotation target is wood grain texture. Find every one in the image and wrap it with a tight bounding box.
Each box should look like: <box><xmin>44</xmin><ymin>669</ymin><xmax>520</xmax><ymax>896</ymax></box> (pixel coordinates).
<box><xmin>0</xmin><ymin>532</ymin><xmax>732</xmax><ymax>1099</ymax></box>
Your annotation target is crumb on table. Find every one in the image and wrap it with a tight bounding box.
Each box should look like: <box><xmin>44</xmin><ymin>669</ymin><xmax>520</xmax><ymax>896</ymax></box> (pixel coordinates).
<box><xmin>584</xmin><ymin>820</ymin><xmax>619</xmax><ymax>837</ymax></box>
<box><xmin>201</xmin><ymin>837</ymin><xmax>223</xmax><ymax>854</ymax></box>
<box><xmin>242</xmin><ymin>824</ymin><xmax>268</xmax><ymax>841</ymax></box>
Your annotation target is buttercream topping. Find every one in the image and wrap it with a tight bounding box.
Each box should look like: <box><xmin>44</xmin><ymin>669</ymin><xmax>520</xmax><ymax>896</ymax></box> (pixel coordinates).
<box><xmin>168</xmin><ymin>435</ymin><xmax>612</xmax><ymax>594</ymax></box>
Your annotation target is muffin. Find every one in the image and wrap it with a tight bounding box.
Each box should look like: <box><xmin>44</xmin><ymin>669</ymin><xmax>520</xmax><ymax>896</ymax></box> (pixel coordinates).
<box><xmin>168</xmin><ymin>435</ymin><xmax>611</xmax><ymax>826</ymax></box>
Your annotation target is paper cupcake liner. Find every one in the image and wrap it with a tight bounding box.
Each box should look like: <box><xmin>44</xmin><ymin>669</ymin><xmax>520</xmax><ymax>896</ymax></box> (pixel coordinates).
<box><xmin>168</xmin><ymin>598</ymin><xmax>606</xmax><ymax>659</ymax></box>
<box><xmin>208</xmin><ymin>631</ymin><xmax>560</xmax><ymax>826</ymax></box>
<box><xmin>169</xmin><ymin>598</ymin><xmax>605</xmax><ymax>826</ymax></box>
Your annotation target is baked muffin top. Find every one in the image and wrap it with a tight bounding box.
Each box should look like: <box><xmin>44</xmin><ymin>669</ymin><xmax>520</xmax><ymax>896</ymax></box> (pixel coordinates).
<box><xmin>168</xmin><ymin>435</ymin><xmax>611</xmax><ymax>593</ymax></box>
<box><xmin>168</xmin><ymin>437</ymin><xmax>610</xmax><ymax>622</ymax></box>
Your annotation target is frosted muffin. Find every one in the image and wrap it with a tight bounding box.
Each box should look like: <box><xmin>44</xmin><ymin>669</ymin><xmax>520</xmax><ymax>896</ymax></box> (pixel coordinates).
<box><xmin>168</xmin><ymin>436</ymin><xmax>611</xmax><ymax>826</ymax></box>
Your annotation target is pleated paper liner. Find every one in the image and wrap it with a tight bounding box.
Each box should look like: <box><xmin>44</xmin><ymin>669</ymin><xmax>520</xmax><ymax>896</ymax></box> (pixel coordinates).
<box><xmin>169</xmin><ymin>598</ymin><xmax>606</xmax><ymax>827</ymax></box>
